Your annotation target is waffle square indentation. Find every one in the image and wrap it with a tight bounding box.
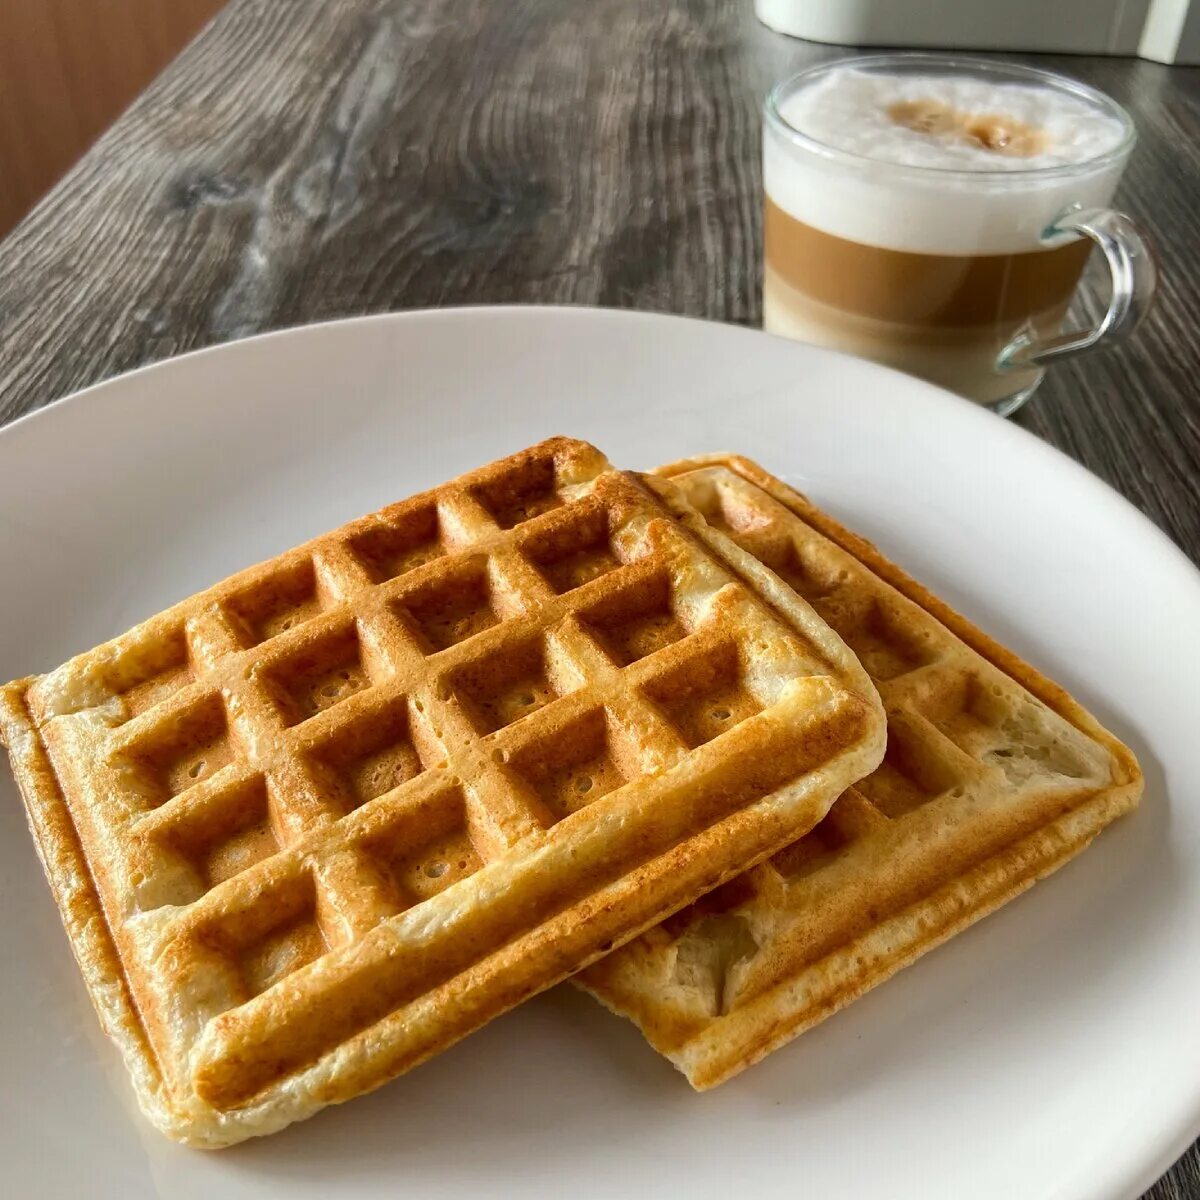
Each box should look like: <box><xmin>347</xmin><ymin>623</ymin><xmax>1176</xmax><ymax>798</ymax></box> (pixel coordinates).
<box><xmin>394</xmin><ymin>558</ymin><xmax>522</xmax><ymax>653</ymax></box>
<box><xmin>115</xmin><ymin>626</ymin><xmax>197</xmax><ymax>720</ymax></box>
<box><xmin>201</xmin><ymin>872</ymin><xmax>329</xmax><ymax>999</ymax></box>
<box><xmin>470</xmin><ymin>454</ymin><xmax>564</xmax><ymax>529</ymax></box>
<box><xmin>752</xmin><ymin>535</ymin><xmax>848</xmax><ymax>606</ymax></box>
<box><xmin>856</xmin><ymin>719</ymin><xmax>964</xmax><ymax>818</ymax></box>
<box><xmin>507</xmin><ymin>708</ymin><xmax>637</xmax><ymax>821</ymax></box>
<box><xmin>769</xmin><ymin>796</ymin><xmax>868</xmax><ymax>879</ymax></box>
<box><xmin>225</xmin><ymin>559</ymin><xmax>333</xmax><ymax>647</ymax></box>
<box><xmin>520</xmin><ymin>504</ymin><xmax>625</xmax><ymax>594</ymax></box>
<box><xmin>307</xmin><ymin>696</ymin><xmax>439</xmax><ymax>813</ymax></box>
<box><xmin>117</xmin><ymin>691</ymin><xmax>233</xmax><ymax>806</ymax></box>
<box><xmin>578</xmin><ymin>572</ymin><xmax>690</xmax><ymax>667</ymax></box>
<box><xmin>830</xmin><ymin>598</ymin><xmax>937</xmax><ymax>683</ymax></box>
<box><xmin>159</xmin><ymin>773</ymin><xmax>279</xmax><ymax>893</ymax></box>
<box><xmin>260</xmin><ymin>624</ymin><xmax>371</xmax><ymax>726</ymax></box>
<box><xmin>359</xmin><ymin>788</ymin><xmax>482</xmax><ymax>908</ymax></box>
<box><xmin>643</xmin><ymin>641</ymin><xmax>762</xmax><ymax>749</ymax></box>
<box><xmin>346</xmin><ymin>503</ymin><xmax>446</xmax><ymax>584</ymax></box>
<box><xmin>928</xmin><ymin>682</ymin><xmax>1093</xmax><ymax>784</ymax></box>
<box><xmin>446</xmin><ymin>635</ymin><xmax>579</xmax><ymax>734</ymax></box>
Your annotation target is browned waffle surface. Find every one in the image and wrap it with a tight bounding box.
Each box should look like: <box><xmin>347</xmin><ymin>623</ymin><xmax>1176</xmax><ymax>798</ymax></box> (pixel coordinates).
<box><xmin>579</xmin><ymin>456</ymin><xmax>1143</xmax><ymax>1090</ymax></box>
<box><xmin>0</xmin><ymin>438</ymin><xmax>885</xmax><ymax>1144</ymax></box>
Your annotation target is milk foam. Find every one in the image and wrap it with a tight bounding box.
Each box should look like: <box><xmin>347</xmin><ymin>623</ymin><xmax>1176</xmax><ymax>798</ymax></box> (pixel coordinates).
<box><xmin>785</xmin><ymin>69</ymin><xmax>1125</xmax><ymax>172</ymax></box>
<box><xmin>765</xmin><ymin>66</ymin><xmax>1131</xmax><ymax>255</ymax></box>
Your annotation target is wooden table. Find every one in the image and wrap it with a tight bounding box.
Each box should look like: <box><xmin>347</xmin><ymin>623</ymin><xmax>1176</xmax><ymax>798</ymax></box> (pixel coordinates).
<box><xmin>0</xmin><ymin>1</ymin><xmax>1197</xmax><ymax>1192</ymax></box>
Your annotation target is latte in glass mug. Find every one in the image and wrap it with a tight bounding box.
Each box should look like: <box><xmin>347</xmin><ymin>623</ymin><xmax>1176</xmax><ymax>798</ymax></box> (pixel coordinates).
<box><xmin>763</xmin><ymin>56</ymin><xmax>1156</xmax><ymax>414</ymax></box>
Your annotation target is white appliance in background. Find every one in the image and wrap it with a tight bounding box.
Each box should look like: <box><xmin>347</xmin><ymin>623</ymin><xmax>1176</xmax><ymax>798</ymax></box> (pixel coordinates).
<box><xmin>1140</xmin><ymin>0</ymin><xmax>1200</xmax><ymax>62</ymax></box>
<box><xmin>755</xmin><ymin>0</ymin><xmax>1199</xmax><ymax>64</ymax></box>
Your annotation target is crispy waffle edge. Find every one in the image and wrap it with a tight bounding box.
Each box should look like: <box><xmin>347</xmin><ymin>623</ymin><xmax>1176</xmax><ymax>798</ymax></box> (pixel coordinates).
<box><xmin>0</xmin><ymin>438</ymin><xmax>888</xmax><ymax>1144</ymax></box>
<box><xmin>577</xmin><ymin>452</ymin><xmax>1143</xmax><ymax>1090</ymax></box>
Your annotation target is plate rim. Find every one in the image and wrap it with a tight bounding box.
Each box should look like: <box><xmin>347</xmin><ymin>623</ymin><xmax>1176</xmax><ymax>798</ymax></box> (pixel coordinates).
<box><xmin>2</xmin><ymin>304</ymin><xmax>1199</xmax><ymax>1199</ymax></box>
<box><xmin>5</xmin><ymin>304</ymin><xmax>1197</xmax><ymax>601</ymax></box>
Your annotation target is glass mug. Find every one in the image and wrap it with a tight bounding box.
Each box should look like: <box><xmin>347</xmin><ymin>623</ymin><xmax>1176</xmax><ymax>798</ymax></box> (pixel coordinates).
<box><xmin>762</xmin><ymin>54</ymin><xmax>1157</xmax><ymax>416</ymax></box>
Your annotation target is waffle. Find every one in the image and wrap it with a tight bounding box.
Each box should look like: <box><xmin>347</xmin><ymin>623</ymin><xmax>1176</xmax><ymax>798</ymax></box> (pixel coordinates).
<box><xmin>579</xmin><ymin>456</ymin><xmax>1143</xmax><ymax>1089</ymax></box>
<box><xmin>0</xmin><ymin>438</ymin><xmax>885</xmax><ymax>1145</ymax></box>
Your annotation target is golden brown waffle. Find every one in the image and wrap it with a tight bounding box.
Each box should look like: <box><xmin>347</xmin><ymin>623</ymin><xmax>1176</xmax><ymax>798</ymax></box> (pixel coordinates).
<box><xmin>0</xmin><ymin>438</ymin><xmax>885</xmax><ymax>1145</ymax></box>
<box><xmin>579</xmin><ymin>456</ymin><xmax>1143</xmax><ymax>1089</ymax></box>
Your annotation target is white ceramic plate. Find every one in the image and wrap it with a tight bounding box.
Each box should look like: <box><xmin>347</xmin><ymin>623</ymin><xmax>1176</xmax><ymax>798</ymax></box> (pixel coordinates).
<box><xmin>2</xmin><ymin>308</ymin><xmax>1198</xmax><ymax>1200</ymax></box>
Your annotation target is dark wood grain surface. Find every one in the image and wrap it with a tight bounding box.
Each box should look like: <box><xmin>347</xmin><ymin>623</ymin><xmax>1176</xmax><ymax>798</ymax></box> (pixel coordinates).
<box><xmin>0</xmin><ymin>1</ymin><xmax>1197</xmax><ymax>1192</ymax></box>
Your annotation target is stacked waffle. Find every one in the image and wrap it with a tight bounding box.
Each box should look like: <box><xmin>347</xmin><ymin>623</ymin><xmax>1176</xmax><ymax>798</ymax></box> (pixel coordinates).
<box><xmin>0</xmin><ymin>438</ymin><xmax>1140</xmax><ymax>1145</ymax></box>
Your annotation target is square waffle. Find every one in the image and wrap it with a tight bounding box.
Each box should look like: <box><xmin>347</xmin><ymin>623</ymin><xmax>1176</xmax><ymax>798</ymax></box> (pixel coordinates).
<box><xmin>579</xmin><ymin>455</ymin><xmax>1143</xmax><ymax>1089</ymax></box>
<box><xmin>0</xmin><ymin>438</ymin><xmax>885</xmax><ymax>1144</ymax></box>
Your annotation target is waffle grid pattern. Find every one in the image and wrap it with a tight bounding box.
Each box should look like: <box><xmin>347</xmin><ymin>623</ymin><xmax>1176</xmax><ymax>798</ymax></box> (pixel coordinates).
<box><xmin>580</xmin><ymin>461</ymin><xmax>1138</xmax><ymax>1086</ymax></box>
<box><xmin>5</xmin><ymin>439</ymin><xmax>885</xmax><ymax>1139</ymax></box>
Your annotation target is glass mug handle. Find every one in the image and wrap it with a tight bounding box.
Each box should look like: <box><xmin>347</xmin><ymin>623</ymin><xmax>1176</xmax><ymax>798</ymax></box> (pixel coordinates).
<box><xmin>998</xmin><ymin>205</ymin><xmax>1157</xmax><ymax>375</ymax></box>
